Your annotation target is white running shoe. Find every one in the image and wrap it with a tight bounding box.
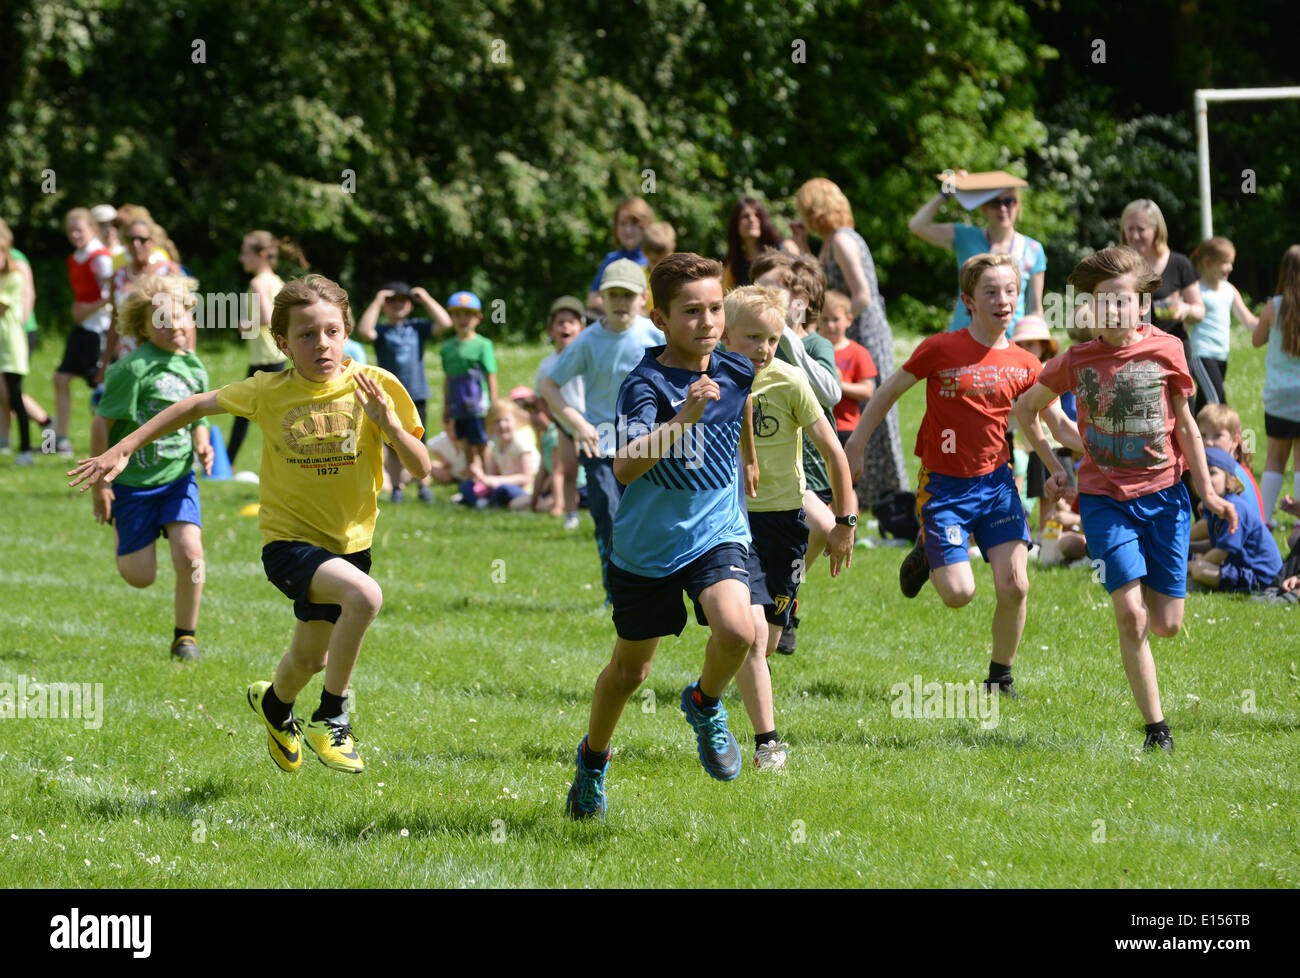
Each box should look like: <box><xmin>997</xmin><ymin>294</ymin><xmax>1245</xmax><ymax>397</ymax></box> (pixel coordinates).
<box><xmin>754</xmin><ymin>739</ymin><xmax>788</xmax><ymax>772</ymax></box>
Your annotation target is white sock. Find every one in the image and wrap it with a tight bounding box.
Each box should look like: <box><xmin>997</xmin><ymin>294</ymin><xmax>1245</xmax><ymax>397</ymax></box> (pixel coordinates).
<box><xmin>1261</xmin><ymin>470</ymin><xmax>1284</xmax><ymax>522</ymax></box>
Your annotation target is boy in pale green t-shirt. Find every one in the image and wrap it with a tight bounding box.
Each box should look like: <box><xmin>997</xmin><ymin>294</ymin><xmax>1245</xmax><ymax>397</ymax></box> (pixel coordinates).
<box><xmin>721</xmin><ymin>286</ymin><xmax>858</xmax><ymax>771</ymax></box>
<box><xmin>440</xmin><ymin>291</ymin><xmax>498</xmax><ymax>469</ymax></box>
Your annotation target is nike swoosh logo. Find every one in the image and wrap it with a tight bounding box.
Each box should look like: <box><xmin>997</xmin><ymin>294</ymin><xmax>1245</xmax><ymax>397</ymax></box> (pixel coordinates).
<box><xmin>728</xmin><ymin>566</ymin><xmax>748</xmax><ymax>574</ymax></box>
<box><xmin>270</xmin><ymin>736</ymin><xmax>299</xmax><ymax>764</ymax></box>
<box><xmin>671</xmin><ymin>398</ymin><xmax>686</xmax><ymax>408</ymax></box>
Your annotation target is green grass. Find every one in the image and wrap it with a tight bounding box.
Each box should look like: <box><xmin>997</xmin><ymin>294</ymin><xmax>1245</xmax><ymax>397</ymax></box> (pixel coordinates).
<box><xmin>1</xmin><ymin>326</ymin><xmax>1297</xmax><ymax>888</ymax></box>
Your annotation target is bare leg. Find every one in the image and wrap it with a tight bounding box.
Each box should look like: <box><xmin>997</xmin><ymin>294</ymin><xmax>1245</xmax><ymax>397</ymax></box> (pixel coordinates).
<box><xmin>987</xmin><ymin>540</ymin><xmax>1029</xmax><ymax>667</ymax></box>
<box><xmin>585</xmin><ymin>636</ymin><xmax>659</xmax><ymax>753</ymax></box>
<box><xmin>165</xmin><ymin>521</ymin><xmax>203</xmax><ymax>631</ymax></box>
<box><xmin>694</xmin><ymin>578</ymin><xmax>756</xmax><ymax>697</ymax></box>
<box><xmin>733</xmin><ymin>606</ymin><xmax>774</xmax><ymax>736</ymax></box>
<box><xmin>270</xmin><ymin>557</ymin><xmax>382</xmax><ymax>702</ymax></box>
<box><xmin>116</xmin><ymin>540</ymin><xmax>158</xmax><ymax>589</ymax></box>
<box><xmin>1110</xmin><ymin>581</ymin><xmax>1164</xmax><ymax>724</ymax></box>
<box><xmin>929</xmin><ymin>559</ymin><xmax>977</xmax><ymax>609</ymax></box>
<box><xmin>53</xmin><ymin>371</ymin><xmax>73</xmax><ymax>440</ymax></box>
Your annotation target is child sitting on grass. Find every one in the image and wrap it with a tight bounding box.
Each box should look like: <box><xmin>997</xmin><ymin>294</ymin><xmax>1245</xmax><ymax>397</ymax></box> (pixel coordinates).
<box><xmin>71</xmin><ymin>274</ymin><xmax>430</xmax><ymax>775</ymax></box>
<box><xmin>457</xmin><ymin>397</ymin><xmax>541</xmax><ymax>510</ymax></box>
<box><xmin>1189</xmin><ymin>446</ymin><xmax>1282</xmax><ymax>593</ymax></box>
<box><xmin>89</xmin><ymin>275</ymin><xmax>212</xmax><ymax>661</ymax></box>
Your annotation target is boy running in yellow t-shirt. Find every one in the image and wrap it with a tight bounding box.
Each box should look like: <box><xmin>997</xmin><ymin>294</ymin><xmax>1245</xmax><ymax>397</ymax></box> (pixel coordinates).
<box><xmin>70</xmin><ymin>274</ymin><xmax>430</xmax><ymax>774</ymax></box>
<box><xmin>723</xmin><ymin>286</ymin><xmax>857</xmax><ymax>770</ymax></box>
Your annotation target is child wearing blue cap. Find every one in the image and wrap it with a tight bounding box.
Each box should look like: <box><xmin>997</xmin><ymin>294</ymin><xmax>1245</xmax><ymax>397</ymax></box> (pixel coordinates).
<box><xmin>441</xmin><ymin>291</ymin><xmax>497</xmax><ymax>469</ymax></box>
<box><xmin>1190</xmin><ymin>445</ymin><xmax>1283</xmax><ymax>592</ymax></box>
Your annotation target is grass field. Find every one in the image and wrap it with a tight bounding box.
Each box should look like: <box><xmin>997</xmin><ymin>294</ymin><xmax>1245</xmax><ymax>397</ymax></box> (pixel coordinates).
<box><xmin>1</xmin><ymin>322</ymin><xmax>1297</xmax><ymax>888</ymax></box>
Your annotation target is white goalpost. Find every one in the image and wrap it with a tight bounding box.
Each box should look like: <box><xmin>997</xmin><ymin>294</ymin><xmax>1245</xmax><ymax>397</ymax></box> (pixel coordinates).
<box><xmin>1195</xmin><ymin>86</ymin><xmax>1300</xmax><ymax>240</ymax></box>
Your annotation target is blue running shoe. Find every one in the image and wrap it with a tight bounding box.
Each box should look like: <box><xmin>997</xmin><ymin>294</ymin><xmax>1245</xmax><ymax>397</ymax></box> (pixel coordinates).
<box><xmin>565</xmin><ymin>737</ymin><xmax>608</xmax><ymax>820</ymax></box>
<box><xmin>680</xmin><ymin>684</ymin><xmax>742</xmax><ymax>781</ymax></box>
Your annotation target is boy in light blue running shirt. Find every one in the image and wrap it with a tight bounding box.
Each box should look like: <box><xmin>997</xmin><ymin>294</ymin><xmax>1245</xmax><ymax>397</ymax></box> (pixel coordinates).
<box><xmin>565</xmin><ymin>253</ymin><xmax>760</xmax><ymax>819</ymax></box>
<box><xmin>541</xmin><ymin>259</ymin><xmax>664</xmax><ymax>603</ymax></box>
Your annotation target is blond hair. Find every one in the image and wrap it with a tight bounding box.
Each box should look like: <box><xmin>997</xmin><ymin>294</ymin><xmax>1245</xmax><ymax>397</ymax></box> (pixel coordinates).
<box><xmin>643</xmin><ymin>221</ymin><xmax>676</xmax><ymax>256</ymax></box>
<box><xmin>64</xmin><ymin>207</ymin><xmax>94</xmax><ymax>230</ymax></box>
<box><xmin>486</xmin><ymin>398</ymin><xmax>529</xmax><ymax>430</ymax></box>
<box><xmin>822</xmin><ymin>289</ymin><xmax>852</xmax><ymax>319</ymax></box>
<box><xmin>270</xmin><ymin>274</ymin><xmax>353</xmax><ymax>340</ymax></box>
<box><xmin>724</xmin><ymin>285</ymin><xmax>788</xmax><ymax>335</ymax></box>
<box><xmin>959</xmin><ymin>252</ymin><xmax>1021</xmax><ymax>297</ymax></box>
<box><xmin>1192</xmin><ymin>235</ymin><xmax>1235</xmax><ymax>271</ymax></box>
<box><xmin>1120</xmin><ymin>199</ymin><xmax>1170</xmax><ymax>256</ymax></box>
<box><xmin>115</xmin><ymin>275</ymin><xmax>199</xmax><ymax>343</ymax></box>
<box><xmin>1196</xmin><ymin>402</ymin><xmax>1253</xmax><ymax>470</ymax></box>
<box><xmin>795</xmin><ymin>178</ymin><xmax>854</xmax><ymax>233</ymax></box>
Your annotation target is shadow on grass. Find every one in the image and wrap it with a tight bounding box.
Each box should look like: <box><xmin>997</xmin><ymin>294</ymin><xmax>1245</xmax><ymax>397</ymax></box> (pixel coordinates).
<box><xmin>322</xmin><ymin>806</ymin><xmax>609</xmax><ymax>848</ymax></box>
<box><xmin>78</xmin><ymin>774</ymin><xmax>239</xmax><ymax>821</ymax></box>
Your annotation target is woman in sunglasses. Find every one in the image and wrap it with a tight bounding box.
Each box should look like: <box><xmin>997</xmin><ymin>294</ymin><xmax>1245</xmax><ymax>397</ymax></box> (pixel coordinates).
<box><xmin>908</xmin><ymin>171</ymin><xmax>1046</xmax><ymax>336</ymax></box>
<box><xmin>107</xmin><ymin>219</ymin><xmax>177</xmax><ymax>359</ymax></box>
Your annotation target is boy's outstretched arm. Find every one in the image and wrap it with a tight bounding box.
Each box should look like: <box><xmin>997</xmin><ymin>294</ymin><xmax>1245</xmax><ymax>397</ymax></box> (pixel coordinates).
<box><xmin>843</xmin><ymin>367</ymin><xmax>918</xmax><ymax>483</ymax></box>
<box><xmin>68</xmin><ymin>391</ymin><xmax>225</xmax><ymax>490</ymax></box>
<box><xmin>355</xmin><ymin>372</ymin><xmax>431</xmax><ymax>480</ymax></box>
<box><xmin>614</xmin><ymin>376</ymin><xmax>717</xmax><ymax>485</ymax></box>
<box><xmin>807</xmin><ymin>414</ymin><xmax>857</xmax><ymax>576</ymax></box>
<box><xmin>1172</xmin><ymin>393</ymin><xmax>1237</xmax><ymax>534</ymax></box>
<box><xmin>1013</xmin><ymin>383</ymin><xmax>1075</xmax><ymax>501</ymax></box>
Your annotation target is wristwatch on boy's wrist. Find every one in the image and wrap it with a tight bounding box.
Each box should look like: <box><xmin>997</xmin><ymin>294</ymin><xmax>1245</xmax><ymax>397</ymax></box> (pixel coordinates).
<box><xmin>835</xmin><ymin>514</ymin><xmax>858</xmax><ymax>527</ymax></box>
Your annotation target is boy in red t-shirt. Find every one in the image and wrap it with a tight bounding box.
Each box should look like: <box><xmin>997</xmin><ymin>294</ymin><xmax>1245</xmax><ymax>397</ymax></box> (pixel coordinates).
<box><xmin>1014</xmin><ymin>246</ymin><xmax>1237</xmax><ymax>753</ymax></box>
<box><xmin>845</xmin><ymin>254</ymin><xmax>1041</xmax><ymax>697</ymax></box>
<box><xmin>818</xmin><ymin>289</ymin><xmax>877</xmax><ymax>444</ymax></box>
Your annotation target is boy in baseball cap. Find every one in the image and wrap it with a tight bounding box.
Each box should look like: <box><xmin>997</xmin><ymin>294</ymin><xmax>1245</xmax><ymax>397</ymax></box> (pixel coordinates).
<box><xmin>441</xmin><ymin>290</ymin><xmax>496</xmax><ymax>469</ymax></box>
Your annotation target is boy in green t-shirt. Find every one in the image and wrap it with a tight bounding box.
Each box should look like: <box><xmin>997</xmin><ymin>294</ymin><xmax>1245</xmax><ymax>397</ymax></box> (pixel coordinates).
<box><xmin>723</xmin><ymin>286</ymin><xmax>857</xmax><ymax>770</ymax></box>
<box><xmin>441</xmin><ymin>291</ymin><xmax>497</xmax><ymax>469</ymax></box>
<box><xmin>90</xmin><ymin>276</ymin><xmax>213</xmax><ymax>661</ymax></box>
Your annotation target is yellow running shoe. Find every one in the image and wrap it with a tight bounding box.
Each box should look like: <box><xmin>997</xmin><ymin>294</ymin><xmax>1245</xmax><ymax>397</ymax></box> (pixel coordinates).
<box><xmin>301</xmin><ymin>716</ymin><xmax>364</xmax><ymax>774</ymax></box>
<box><xmin>246</xmin><ymin>681</ymin><xmax>302</xmax><ymax>773</ymax></box>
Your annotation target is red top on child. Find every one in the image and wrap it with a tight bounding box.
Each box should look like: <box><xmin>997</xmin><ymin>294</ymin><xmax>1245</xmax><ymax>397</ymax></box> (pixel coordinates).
<box><xmin>833</xmin><ymin>340</ymin><xmax>876</xmax><ymax>432</ymax></box>
<box><xmin>902</xmin><ymin>329</ymin><xmax>1040</xmax><ymax>478</ymax></box>
<box><xmin>1037</xmin><ymin>324</ymin><xmax>1194</xmax><ymax>501</ymax></box>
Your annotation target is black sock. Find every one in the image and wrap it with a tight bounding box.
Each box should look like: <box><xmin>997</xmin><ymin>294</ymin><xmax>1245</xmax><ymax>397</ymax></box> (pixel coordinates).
<box><xmin>313</xmin><ymin>689</ymin><xmax>348</xmax><ymax>722</ymax></box>
<box><xmin>755</xmin><ymin>730</ymin><xmax>779</xmax><ymax>749</ymax></box>
<box><xmin>1145</xmin><ymin>720</ymin><xmax>1170</xmax><ymax>736</ymax></box>
<box><xmin>581</xmin><ymin>739</ymin><xmax>610</xmax><ymax>769</ymax></box>
<box><xmin>691</xmin><ymin>683</ymin><xmax>720</xmax><ymax>710</ymax></box>
<box><xmin>173</xmin><ymin>627</ymin><xmax>195</xmax><ymax>641</ymax></box>
<box><xmin>261</xmin><ymin>684</ymin><xmax>293</xmax><ymax>727</ymax></box>
<box><xmin>988</xmin><ymin>662</ymin><xmax>1013</xmax><ymax>685</ymax></box>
